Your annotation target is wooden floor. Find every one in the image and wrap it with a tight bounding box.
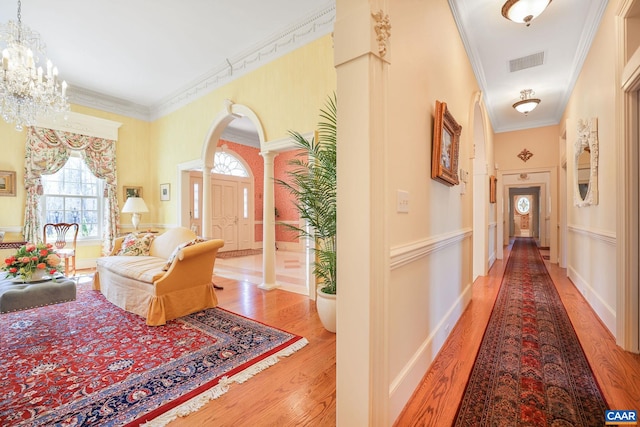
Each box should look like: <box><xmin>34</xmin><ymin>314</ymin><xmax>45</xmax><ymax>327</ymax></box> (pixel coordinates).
<box><xmin>78</xmin><ymin>240</ymin><xmax>639</xmax><ymax>426</ymax></box>
<box><xmin>167</xmin><ymin>275</ymin><xmax>337</xmax><ymax>427</ymax></box>
<box><xmin>394</xmin><ymin>242</ymin><xmax>640</xmax><ymax>426</ymax></box>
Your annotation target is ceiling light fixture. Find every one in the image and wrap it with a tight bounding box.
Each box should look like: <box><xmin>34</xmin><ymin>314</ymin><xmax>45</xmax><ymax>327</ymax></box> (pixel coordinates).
<box><xmin>513</xmin><ymin>89</ymin><xmax>540</xmax><ymax>115</ymax></box>
<box><xmin>0</xmin><ymin>0</ymin><xmax>69</xmax><ymax>131</ymax></box>
<box><xmin>501</xmin><ymin>0</ymin><xmax>552</xmax><ymax>27</ymax></box>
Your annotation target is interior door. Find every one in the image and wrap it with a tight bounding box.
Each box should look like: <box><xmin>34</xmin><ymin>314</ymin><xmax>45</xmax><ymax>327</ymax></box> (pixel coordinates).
<box><xmin>212</xmin><ymin>177</ymin><xmax>239</xmax><ymax>251</ymax></box>
<box><xmin>189</xmin><ymin>172</ymin><xmax>203</xmax><ymax>235</ymax></box>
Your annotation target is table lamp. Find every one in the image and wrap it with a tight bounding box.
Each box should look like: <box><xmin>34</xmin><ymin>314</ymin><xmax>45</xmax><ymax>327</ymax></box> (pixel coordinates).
<box><xmin>122</xmin><ymin>197</ymin><xmax>149</xmax><ymax>230</ymax></box>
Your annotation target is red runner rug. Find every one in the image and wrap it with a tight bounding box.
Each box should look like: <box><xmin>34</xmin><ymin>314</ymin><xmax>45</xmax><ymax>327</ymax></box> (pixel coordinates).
<box><xmin>454</xmin><ymin>237</ymin><xmax>608</xmax><ymax>426</ymax></box>
<box><xmin>0</xmin><ymin>283</ymin><xmax>307</xmax><ymax>426</ymax></box>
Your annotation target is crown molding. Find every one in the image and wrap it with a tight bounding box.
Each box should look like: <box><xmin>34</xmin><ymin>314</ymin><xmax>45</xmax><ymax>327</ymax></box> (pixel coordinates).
<box><xmin>68</xmin><ymin>87</ymin><xmax>152</xmax><ymax>121</ymax></box>
<box><xmin>69</xmin><ymin>3</ymin><xmax>335</xmax><ymax>122</ymax></box>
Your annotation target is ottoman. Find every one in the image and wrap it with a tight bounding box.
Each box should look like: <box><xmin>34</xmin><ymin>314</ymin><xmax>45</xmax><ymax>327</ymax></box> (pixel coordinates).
<box><xmin>0</xmin><ymin>277</ymin><xmax>76</xmax><ymax>314</ymax></box>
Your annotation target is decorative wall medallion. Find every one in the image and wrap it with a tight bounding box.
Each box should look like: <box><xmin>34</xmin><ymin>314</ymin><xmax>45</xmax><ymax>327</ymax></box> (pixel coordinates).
<box><xmin>372</xmin><ymin>10</ymin><xmax>391</xmax><ymax>57</ymax></box>
<box><xmin>518</xmin><ymin>173</ymin><xmax>529</xmax><ymax>181</ymax></box>
<box><xmin>517</xmin><ymin>148</ymin><xmax>534</xmax><ymax>162</ymax></box>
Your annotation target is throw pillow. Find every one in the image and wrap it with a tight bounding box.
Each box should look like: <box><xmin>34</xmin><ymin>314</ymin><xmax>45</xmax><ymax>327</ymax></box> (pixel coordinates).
<box><xmin>117</xmin><ymin>233</ymin><xmax>155</xmax><ymax>256</ymax></box>
<box><xmin>162</xmin><ymin>237</ymin><xmax>207</xmax><ymax>271</ymax></box>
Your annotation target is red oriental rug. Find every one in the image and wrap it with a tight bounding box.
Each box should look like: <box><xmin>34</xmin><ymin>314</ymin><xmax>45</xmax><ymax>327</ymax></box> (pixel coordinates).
<box><xmin>0</xmin><ymin>283</ymin><xmax>308</xmax><ymax>426</ymax></box>
<box><xmin>454</xmin><ymin>237</ymin><xmax>608</xmax><ymax>426</ymax></box>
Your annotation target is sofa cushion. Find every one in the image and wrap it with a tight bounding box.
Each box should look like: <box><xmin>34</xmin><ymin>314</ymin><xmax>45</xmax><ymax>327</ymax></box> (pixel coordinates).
<box><xmin>118</xmin><ymin>233</ymin><xmax>155</xmax><ymax>256</ymax></box>
<box><xmin>97</xmin><ymin>256</ymin><xmax>167</xmax><ymax>283</ymax></box>
<box><xmin>162</xmin><ymin>237</ymin><xmax>208</xmax><ymax>271</ymax></box>
<box><xmin>149</xmin><ymin>227</ymin><xmax>197</xmax><ymax>259</ymax></box>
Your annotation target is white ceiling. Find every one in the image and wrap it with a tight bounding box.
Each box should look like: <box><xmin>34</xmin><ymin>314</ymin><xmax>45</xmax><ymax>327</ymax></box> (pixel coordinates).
<box><xmin>450</xmin><ymin>0</ymin><xmax>608</xmax><ymax>133</ymax></box>
<box><xmin>1</xmin><ymin>0</ymin><xmax>607</xmax><ymax>137</ymax></box>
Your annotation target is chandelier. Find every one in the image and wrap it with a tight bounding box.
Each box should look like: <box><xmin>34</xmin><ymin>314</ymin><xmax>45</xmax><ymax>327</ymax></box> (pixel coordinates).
<box><xmin>0</xmin><ymin>0</ymin><xmax>69</xmax><ymax>131</ymax></box>
<box><xmin>513</xmin><ymin>89</ymin><xmax>540</xmax><ymax>115</ymax></box>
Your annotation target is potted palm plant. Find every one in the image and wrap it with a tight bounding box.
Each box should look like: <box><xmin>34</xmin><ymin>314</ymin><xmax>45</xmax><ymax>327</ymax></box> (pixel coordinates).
<box><xmin>276</xmin><ymin>94</ymin><xmax>336</xmax><ymax>332</ymax></box>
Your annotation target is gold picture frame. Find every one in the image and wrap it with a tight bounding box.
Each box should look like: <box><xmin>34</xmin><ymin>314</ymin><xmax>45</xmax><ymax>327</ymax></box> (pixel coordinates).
<box><xmin>123</xmin><ymin>186</ymin><xmax>142</xmax><ymax>200</ymax></box>
<box><xmin>431</xmin><ymin>100</ymin><xmax>462</xmax><ymax>186</ymax></box>
<box><xmin>489</xmin><ymin>175</ymin><xmax>497</xmax><ymax>203</ymax></box>
<box><xmin>0</xmin><ymin>170</ymin><xmax>16</xmax><ymax>196</ymax></box>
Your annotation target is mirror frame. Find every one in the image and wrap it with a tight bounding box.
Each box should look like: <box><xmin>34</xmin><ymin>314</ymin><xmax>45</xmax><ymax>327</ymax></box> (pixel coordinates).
<box><xmin>574</xmin><ymin>117</ymin><xmax>599</xmax><ymax>207</ymax></box>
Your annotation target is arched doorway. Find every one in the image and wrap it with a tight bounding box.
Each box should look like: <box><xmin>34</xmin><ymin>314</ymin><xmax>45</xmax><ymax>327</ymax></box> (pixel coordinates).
<box><xmin>471</xmin><ymin>93</ymin><xmax>493</xmax><ymax>280</ymax></box>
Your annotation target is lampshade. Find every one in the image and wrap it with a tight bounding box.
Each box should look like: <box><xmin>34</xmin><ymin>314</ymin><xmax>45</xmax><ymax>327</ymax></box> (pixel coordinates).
<box><xmin>502</xmin><ymin>0</ymin><xmax>552</xmax><ymax>26</ymax></box>
<box><xmin>512</xmin><ymin>89</ymin><xmax>540</xmax><ymax>115</ymax></box>
<box><xmin>122</xmin><ymin>197</ymin><xmax>148</xmax><ymax>230</ymax></box>
<box><xmin>122</xmin><ymin>197</ymin><xmax>149</xmax><ymax>213</ymax></box>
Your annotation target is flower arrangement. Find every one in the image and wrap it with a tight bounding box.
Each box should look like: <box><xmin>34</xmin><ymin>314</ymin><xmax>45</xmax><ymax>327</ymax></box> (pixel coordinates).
<box><xmin>2</xmin><ymin>242</ymin><xmax>61</xmax><ymax>280</ymax></box>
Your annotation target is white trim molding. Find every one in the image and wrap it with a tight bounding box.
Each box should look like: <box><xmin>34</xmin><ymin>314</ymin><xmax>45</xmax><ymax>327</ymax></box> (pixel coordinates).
<box><xmin>567</xmin><ymin>224</ymin><xmax>616</xmax><ymax>246</ymax></box>
<box><xmin>37</xmin><ymin>111</ymin><xmax>122</xmax><ymax>140</ymax></box>
<box><xmin>390</xmin><ymin>228</ymin><xmax>473</xmax><ymax>270</ymax></box>
<box><xmin>567</xmin><ymin>265</ymin><xmax>616</xmax><ymax>333</ymax></box>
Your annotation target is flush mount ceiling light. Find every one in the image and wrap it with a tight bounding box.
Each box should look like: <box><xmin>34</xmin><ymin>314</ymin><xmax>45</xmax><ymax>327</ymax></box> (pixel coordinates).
<box><xmin>502</xmin><ymin>0</ymin><xmax>552</xmax><ymax>27</ymax></box>
<box><xmin>0</xmin><ymin>0</ymin><xmax>69</xmax><ymax>131</ymax></box>
<box><xmin>513</xmin><ymin>89</ymin><xmax>540</xmax><ymax>115</ymax></box>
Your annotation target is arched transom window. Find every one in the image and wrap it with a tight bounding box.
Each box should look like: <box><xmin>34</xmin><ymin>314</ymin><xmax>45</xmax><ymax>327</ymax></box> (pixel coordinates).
<box><xmin>213</xmin><ymin>151</ymin><xmax>249</xmax><ymax>177</ymax></box>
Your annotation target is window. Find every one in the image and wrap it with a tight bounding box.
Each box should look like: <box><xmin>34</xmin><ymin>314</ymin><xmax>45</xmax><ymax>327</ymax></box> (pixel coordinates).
<box><xmin>213</xmin><ymin>151</ymin><xmax>249</xmax><ymax>177</ymax></box>
<box><xmin>516</xmin><ymin>196</ymin><xmax>530</xmax><ymax>214</ymax></box>
<box><xmin>41</xmin><ymin>154</ymin><xmax>104</xmax><ymax>239</ymax></box>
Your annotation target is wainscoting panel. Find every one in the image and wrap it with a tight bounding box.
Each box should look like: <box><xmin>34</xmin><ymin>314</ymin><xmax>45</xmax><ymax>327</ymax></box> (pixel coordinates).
<box><xmin>567</xmin><ymin>224</ymin><xmax>616</xmax><ymax>334</ymax></box>
<box><xmin>388</xmin><ymin>228</ymin><xmax>473</xmax><ymax>420</ymax></box>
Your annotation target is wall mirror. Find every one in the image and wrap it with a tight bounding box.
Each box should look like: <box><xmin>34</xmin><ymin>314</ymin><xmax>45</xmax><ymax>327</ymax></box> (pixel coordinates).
<box><xmin>574</xmin><ymin>117</ymin><xmax>598</xmax><ymax>207</ymax></box>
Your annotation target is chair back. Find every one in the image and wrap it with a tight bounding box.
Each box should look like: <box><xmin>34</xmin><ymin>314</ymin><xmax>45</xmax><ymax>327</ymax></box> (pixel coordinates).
<box><xmin>43</xmin><ymin>223</ymin><xmax>79</xmax><ymax>249</ymax></box>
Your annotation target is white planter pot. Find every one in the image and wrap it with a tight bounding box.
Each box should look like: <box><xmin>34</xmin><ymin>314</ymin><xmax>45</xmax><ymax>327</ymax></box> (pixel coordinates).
<box><xmin>316</xmin><ymin>288</ymin><xmax>336</xmax><ymax>333</ymax></box>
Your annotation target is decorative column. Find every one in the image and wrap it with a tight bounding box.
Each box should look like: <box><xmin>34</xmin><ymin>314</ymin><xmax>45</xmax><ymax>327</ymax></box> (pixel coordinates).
<box><xmin>202</xmin><ymin>164</ymin><xmax>212</xmax><ymax>239</ymax></box>
<box><xmin>335</xmin><ymin>1</ymin><xmax>391</xmax><ymax>425</ymax></box>
<box><xmin>259</xmin><ymin>149</ymin><xmax>279</xmax><ymax>290</ymax></box>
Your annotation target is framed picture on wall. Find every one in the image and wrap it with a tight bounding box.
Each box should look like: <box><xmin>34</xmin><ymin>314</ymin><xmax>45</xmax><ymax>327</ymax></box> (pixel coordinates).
<box><xmin>489</xmin><ymin>175</ymin><xmax>497</xmax><ymax>203</ymax></box>
<box><xmin>431</xmin><ymin>100</ymin><xmax>461</xmax><ymax>186</ymax></box>
<box><xmin>0</xmin><ymin>170</ymin><xmax>16</xmax><ymax>196</ymax></box>
<box><xmin>160</xmin><ymin>183</ymin><xmax>170</xmax><ymax>201</ymax></box>
<box><xmin>124</xmin><ymin>186</ymin><xmax>142</xmax><ymax>200</ymax></box>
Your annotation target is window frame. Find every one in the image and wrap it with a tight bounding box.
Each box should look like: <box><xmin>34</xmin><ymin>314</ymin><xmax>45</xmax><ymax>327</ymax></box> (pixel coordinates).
<box><xmin>40</xmin><ymin>153</ymin><xmax>105</xmax><ymax>241</ymax></box>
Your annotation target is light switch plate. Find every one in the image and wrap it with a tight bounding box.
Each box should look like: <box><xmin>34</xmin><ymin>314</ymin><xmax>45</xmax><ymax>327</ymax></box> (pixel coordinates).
<box><xmin>397</xmin><ymin>190</ymin><xmax>409</xmax><ymax>213</ymax></box>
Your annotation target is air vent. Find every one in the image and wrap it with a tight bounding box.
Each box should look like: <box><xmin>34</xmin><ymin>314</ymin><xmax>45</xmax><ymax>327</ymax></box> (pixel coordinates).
<box><xmin>509</xmin><ymin>51</ymin><xmax>545</xmax><ymax>72</ymax></box>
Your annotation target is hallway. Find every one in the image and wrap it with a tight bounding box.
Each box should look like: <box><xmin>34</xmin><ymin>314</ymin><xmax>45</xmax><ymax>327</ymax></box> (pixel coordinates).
<box><xmin>395</xmin><ymin>242</ymin><xmax>640</xmax><ymax>425</ymax></box>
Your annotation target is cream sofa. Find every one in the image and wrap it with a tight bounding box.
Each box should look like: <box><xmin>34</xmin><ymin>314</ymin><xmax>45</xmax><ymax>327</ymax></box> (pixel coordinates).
<box><xmin>93</xmin><ymin>227</ymin><xmax>224</xmax><ymax>326</ymax></box>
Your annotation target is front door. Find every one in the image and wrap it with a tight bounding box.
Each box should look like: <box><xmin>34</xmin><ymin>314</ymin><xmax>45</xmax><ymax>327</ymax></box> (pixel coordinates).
<box><xmin>212</xmin><ymin>177</ymin><xmax>239</xmax><ymax>250</ymax></box>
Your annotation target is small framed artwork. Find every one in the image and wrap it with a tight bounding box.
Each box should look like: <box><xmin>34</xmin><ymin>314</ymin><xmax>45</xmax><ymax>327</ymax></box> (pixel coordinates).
<box><xmin>160</xmin><ymin>183</ymin><xmax>170</xmax><ymax>201</ymax></box>
<box><xmin>431</xmin><ymin>100</ymin><xmax>462</xmax><ymax>186</ymax></box>
<box><xmin>124</xmin><ymin>186</ymin><xmax>142</xmax><ymax>200</ymax></box>
<box><xmin>0</xmin><ymin>170</ymin><xmax>16</xmax><ymax>196</ymax></box>
<box><xmin>489</xmin><ymin>175</ymin><xmax>497</xmax><ymax>203</ymax></box>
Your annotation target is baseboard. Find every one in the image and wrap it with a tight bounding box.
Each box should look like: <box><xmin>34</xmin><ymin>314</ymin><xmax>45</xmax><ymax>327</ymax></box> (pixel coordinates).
<box><xmin>567</xmin><ymin>265</ymin><xmax>616</xmax><ymax>335</ymax></box>
<box><xmin>388</xmin><ymin>281</ymin><xmax>473</xmax><ymax>421</ymax></box>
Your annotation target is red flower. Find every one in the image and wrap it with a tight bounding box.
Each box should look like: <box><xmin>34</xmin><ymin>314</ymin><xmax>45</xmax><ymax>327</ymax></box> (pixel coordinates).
<box><xmin>9</xmin><ymin>267</ymin><xmax>17</xmax><ymax>273</ymax></box>
<box><xmin>39</xmin><ymin>249</ymin><xmax>49</xmax><ymax>257</ymax></box>
<box><xmin>25</xmin><ymin>244</ymin><xmax>36</xmax><ymax>252</ymax></box>
<box><xmin>36</xmin><ymin>263</ymin><xmax>46</xmax><ymax>270</ymax></box>
<box><xmin>4</xmin><ymin>258</ymin><xmax>11</xmax><ymax>265</ymax></box>
<box><xmin>49</xmin><ymin>269</ymin><xmax>57</xmax><ymax>275</ymax></box>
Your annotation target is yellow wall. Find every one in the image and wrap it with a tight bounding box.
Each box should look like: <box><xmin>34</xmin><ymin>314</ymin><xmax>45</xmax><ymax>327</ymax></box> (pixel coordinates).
<box><xmin>0</xmin><ymin>35</ymin><xmax>336</xmax><ymax>263</ymax></box>
<box><xmin>559</xmin><ymin>0</ymin><xmax>618</xmax><ymax>333</ymax></box>
<box><xmin>494</xmin><ymin>125</ymin><xmax>560</xmax><ymax>172</ymax></box>
<box><xmin>151</xmin><ymin>35</ymin><xmax>336</xmax><ymax>226</ymax></box>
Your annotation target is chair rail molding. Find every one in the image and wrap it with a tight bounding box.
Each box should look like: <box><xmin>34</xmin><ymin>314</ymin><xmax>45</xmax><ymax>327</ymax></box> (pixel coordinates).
<box><xmin>390</xmin><ymin>228</ymin><xmax>473</xmax><ymax>270</ymax></box>
<box><xmin>567</xmin><ymin>224</ymin><xmax>616</xmax><ymax>246</ymax></box>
